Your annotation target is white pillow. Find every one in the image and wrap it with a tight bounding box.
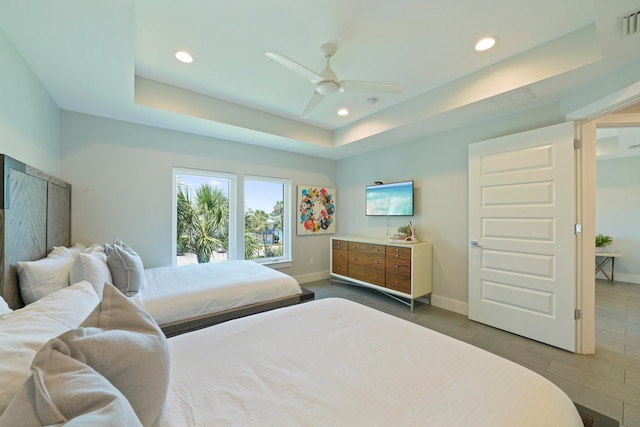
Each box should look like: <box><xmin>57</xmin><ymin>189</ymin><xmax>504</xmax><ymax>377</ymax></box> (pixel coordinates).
<box><xmin>70</xmin><ymin>251</ymin><xmax>112</xmax><ymax>297</ymax></box>
<box><xmin>0</xmin><ymin>281</ymin><xmax>99</xmax><ymax>414</ymax></box>
<box><xmin>17</xmin><ymin>245</ymin><xmax>85</xmax><ymax>305</ymax></box>
<box><xmin>49</xmin><ymin>243</ymin><xmax>86</xmax><ymax>258</ymax></box>
<box><xmin>0</xmin><ymin>296</ymin><xmax>11</xmax><ymax>315</ymax></box>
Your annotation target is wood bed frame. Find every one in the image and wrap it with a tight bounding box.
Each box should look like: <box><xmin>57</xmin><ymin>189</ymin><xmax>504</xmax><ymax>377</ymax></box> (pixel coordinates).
<box><xmin>0</xmin><ymin>154</ymin><xmax>71</xmax><ymax>309</ymax></box>
<box><xmin>0</xmin><ymin>153</ymin><xmax>314</xmax><ymax>327</ymax></box>
<box><xmin>160</xmin><ymin>288</ymin><xmax>314</xmax><ymax>338</ymax></box>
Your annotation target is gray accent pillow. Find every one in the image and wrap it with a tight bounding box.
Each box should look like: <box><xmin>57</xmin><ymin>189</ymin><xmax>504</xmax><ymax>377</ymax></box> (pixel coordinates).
<box><xmin>0</xmin><ymin>341</ymin><xmax>143</xmax><ymax>426</ymax></box>
<box><xmin>104</xmin><ymin>240</ymin><xmax>145</xmax><ymax>296</ymax></box>
<box><xmin>0</xmin><ymin>283</ymin><xmax>170</xmax><ymax>427</ymax></box>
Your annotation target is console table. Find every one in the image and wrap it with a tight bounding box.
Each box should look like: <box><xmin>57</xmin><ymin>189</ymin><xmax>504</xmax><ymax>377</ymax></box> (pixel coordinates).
<box><xmin>330</xmin><ymin>236</ymin><xmax>432</xmax><ymax>311</ymax></box>
<box><xmin>595</xmin><ymin>252</ymin><xmax>622</xmax><ymax>284</ymax></box>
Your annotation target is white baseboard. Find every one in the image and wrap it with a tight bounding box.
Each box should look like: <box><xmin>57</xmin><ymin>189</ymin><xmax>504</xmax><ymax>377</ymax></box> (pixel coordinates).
<box><xmin>430</xmin><ymin>294</ymin><xmax>468</xmax><ymax>316</ymax></box>
<box><xmin>295</xmin><ymin>271</ymin><xmax>330</xmax><ymax>285</ymax></box>
<box><xmin>597</xmin><ymin>271</ymin><xmax>640</xmax><ymax>285</ymax></box>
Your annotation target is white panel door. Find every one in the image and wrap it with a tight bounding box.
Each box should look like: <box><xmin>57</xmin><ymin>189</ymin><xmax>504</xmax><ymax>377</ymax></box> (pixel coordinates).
<box><xmin>468</xmin><ymin>122</ymin><xmax>576</xmax><ymax>352</ymax></box>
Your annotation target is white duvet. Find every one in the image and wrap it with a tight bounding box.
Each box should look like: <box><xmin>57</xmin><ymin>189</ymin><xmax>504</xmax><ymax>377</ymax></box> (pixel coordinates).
<box><xmin>134</xmin><ymin>261</ymin><xmax>301</xmax><ymax>325</ymax></box>
<box><xmin>162</xmin><ymin>298</ymin><xmax>582</xmax><ymax>427</ymax></box>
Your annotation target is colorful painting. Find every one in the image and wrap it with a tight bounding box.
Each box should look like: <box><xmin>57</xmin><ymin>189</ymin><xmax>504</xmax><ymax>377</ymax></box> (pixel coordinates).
<box><xmin>297</xmin><ymin>185</ymin><xmax>336</xmax><ymax>235</ymax></box>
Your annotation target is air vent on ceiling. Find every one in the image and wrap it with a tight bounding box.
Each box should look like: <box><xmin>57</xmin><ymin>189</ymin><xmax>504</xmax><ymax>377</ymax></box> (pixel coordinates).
<box><xmin>628</xmin><ymin>144</ymin><xmax>640</xmax><ymax>149</ymax></box>
<box><xmin>619</xmin><ymin>9</ymin><xmax>640</xmax><ymax>38</ymax></box>
<box><xmin>490</xmin><ymin>88</ymin><xmax>536</xmax><ymax>109</ymax></box>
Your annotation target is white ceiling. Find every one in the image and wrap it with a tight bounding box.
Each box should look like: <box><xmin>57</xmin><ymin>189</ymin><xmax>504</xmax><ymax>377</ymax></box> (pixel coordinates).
<box><xmin>2</xmin><ymin>0</ymin><xmax>640</xmax><ymax>159</ymax></box>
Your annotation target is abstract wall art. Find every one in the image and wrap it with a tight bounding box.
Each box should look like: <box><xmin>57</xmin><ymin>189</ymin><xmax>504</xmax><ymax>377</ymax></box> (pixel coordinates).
<box><xmin>297</xmin><ymin>185</ymin><xmax>336</xmax><ymax>235</ymax></box>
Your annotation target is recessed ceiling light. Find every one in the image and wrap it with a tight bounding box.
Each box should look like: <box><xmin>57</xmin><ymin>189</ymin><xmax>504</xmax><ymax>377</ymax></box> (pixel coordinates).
<box><xmin>337</xmin><ymin>108</ymin><xmax>349</xmax><ymax>116</ymax></box>
<box><xmin>175</xmin><ymin>50</ymin><xmax>194</xmax><ymax>63</ymax></box>
<box><xmin>475</xmin><ymin>37</ymin><xmax>497</xmax><ymax>52</ymax></box>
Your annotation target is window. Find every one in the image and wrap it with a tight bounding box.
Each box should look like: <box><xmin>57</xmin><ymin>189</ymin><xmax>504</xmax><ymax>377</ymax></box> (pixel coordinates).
<box><xmin>174</xmin><ymin>169</ymin><xmax>235</xmax><ymax>265</ymax></box>
<box><xmin>244</xmin><ymin>176</ymin><xmax>291</xmax><ymax>264</ymax></box>
<box><xmin>173</xmin><ymin>168</ymin><xmax>291</xmax><ymax>266</ymax></box>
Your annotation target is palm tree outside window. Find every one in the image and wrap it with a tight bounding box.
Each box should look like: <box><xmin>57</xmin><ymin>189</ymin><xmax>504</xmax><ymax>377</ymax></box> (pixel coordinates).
<box><xmin>173</xmin><ymin>169</ymin><xmax>291</xmax><ymax>266</ymax></box>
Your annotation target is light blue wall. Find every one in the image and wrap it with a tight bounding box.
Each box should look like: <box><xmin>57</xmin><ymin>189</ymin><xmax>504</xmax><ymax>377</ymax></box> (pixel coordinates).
<box><xmin>60</xmin><ymin>111</ymin><xmax>337</xmax><ymax>281</ymax></box>
<box><xmin>336</xmin><ymin>104</ymin><xmax>567</xmax><ymax>312</ymax></box>
<box><xmin>596</xmin><ymin>156</ymin><xmax>640</xmax><ymax>284</ymax></box>
<box><xmin>4</xmin><ymin>25</ymin><xmax>640</xmax><ymax>297</ymax></box>
<box><xmin>0</xmin><ymin>30</ymin><xmax>60</xmax><ymax>175</ymax></box>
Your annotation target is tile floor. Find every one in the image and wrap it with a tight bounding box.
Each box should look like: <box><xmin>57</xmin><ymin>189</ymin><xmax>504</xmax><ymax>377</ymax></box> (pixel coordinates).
<box><xmin>303</xmin><ymin>278</ymin><xmax>640</xmax><ymax>427</ymax></box>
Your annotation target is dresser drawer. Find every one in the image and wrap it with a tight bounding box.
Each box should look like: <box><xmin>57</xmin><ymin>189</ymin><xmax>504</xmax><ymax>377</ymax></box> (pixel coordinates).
<box><xmin>386</xmin><ymin>273</ymin><xmax>411</xmax><ymax>294</ymax></box>
<box><xmin>332</xmin><ymin>250</ymin><xmax>348</xmax><ymax>275</ymax></box>
<box><xmin>350</xmin><ymin>268</ymin><xmax>386</xmax><ymax>287</ymax></box>
<box><xmin>349</xmin><ymin>252</ymin><xmax>385</xmax><ymax>270</ymax></box>
<box><xmin>332</xmin><ymin>239</ymin><xmax>347</xmax><ymax>250</ymax></box>
<box><xmin>348</xmin><ymin>242</ymin><xmax>385</xmax><ymax>256</ymax></box>
<box><xmin>386</xmin><ymin>255</ymin><xmax>411</xmax><ymax>276</ymax></box>
<box><xmin>386</xmin><ymin>246</ymin><xmax>411</xmax><ymax>261</ymax></box>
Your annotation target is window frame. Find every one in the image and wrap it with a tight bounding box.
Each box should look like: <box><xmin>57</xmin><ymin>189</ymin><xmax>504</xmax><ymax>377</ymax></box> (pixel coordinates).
<box><xmin>172</xmin><ymin>168</ymin><xmax>291</xmax><ymax>268</ymax></box>
<box><xmin>244</xmin><ymin>174</ymin><xmax>292</xmax><ymax>267</ymax></box>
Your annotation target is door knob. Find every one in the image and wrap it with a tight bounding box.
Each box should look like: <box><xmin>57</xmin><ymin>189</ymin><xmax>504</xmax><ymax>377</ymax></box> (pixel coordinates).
<box><xmin>470</xmin><ymin>240</ymin><xmax>482</xmax><ymax>249</ymax></box>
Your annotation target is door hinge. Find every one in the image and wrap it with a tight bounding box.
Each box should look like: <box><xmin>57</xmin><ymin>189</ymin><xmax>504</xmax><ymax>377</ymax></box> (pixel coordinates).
<box><xmin>574</xmin><ymin>138</ymin><xmax>582</xmax><ymax>149</ymax></box>
<box><xmin>575</xmin><ymin>224</ymin><xmax>582</xmax><ymax>234</ymax></box>
<box><xmin>574</xmin><ymin>309</ymin><xmax>582</xmax><ymax>320</ymax></box>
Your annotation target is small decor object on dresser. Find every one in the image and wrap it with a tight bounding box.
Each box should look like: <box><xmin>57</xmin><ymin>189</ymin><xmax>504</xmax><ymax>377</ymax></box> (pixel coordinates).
<box><xmin>297</xmin><ymin>185</ymin><xmax>336</xmax><ymax>235</ymax></box>
<box><xmin>389</xmin><ymin>221</ymin><xmax>418</xmax><ymax>243</ymax></box>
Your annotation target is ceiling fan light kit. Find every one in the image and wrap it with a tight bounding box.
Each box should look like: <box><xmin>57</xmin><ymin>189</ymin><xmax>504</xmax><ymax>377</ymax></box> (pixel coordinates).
<box><xmin>316</xmin><ymin>81</ymin><xmax>339</xmax><ymax>95</ymax></box>
<box><xmin>265</xmin><ymin>43</ymin><xmax>406</xmax><ymax>117</ymax></box>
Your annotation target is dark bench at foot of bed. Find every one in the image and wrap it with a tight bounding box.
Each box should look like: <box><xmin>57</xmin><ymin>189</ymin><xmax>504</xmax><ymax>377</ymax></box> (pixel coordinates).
<box><xmin>161</xmin><ymin>287</ymin><xmax>315</xmax><ymax>338</ymax></box>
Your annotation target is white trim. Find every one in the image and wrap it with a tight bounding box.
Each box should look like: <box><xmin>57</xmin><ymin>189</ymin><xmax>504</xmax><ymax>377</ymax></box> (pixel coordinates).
<box><xmin>431</xmin><ymin>295</ymin><xmax>468</xmax><ymax>316</ymax></box>
<box><xmin>597</xmin><ymin>272</ymin><xmax>640</xmax><ymax>285</ymax></box>
<box><xmin>566</xmin><ymin>80</ymin><xmax>640</xmax><ymax>121</ymax></box>
<box><xmin>295</xmin><ymin>271</ymin><xmax>330</xmax><ymax>284</ymax></box>
<box><xmin>566</xmin><ymin>80</ymin><xmax>640</xmax><ymax>354</ymax></box>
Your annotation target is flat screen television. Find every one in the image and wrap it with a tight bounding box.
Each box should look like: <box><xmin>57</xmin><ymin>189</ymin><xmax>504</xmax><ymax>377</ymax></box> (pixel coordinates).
<box><xmin>365</xmin><ymin>180</ymin><xmax>414</xmax><ymax>216</ymax></box>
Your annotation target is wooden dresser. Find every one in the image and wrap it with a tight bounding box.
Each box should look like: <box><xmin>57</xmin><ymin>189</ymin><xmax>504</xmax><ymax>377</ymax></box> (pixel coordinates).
<box><xmin>330</xmin><ymin>236</ymin><xmax>432</xmax><ymax>311</ymax></box>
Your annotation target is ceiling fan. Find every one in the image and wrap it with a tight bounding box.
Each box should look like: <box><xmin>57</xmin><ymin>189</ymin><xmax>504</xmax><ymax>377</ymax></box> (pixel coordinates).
<box><xmin>265</xmin><ymin>43</ymin><xmax>406</xmax><ymax>118</ymax></box>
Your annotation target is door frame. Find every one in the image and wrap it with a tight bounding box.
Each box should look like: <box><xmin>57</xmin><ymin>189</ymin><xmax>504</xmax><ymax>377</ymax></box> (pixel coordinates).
<box><xmin>568</xmin><ymin>81</ymin><xmax>640</xmax><ymax>354</ymax></box>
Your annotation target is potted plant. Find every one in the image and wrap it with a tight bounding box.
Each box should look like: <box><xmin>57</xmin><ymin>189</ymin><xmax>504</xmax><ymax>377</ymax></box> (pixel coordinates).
<box><xmin>595</xmin><ymin>234</ymin><xmax>613</xmax><ymax>252</ymax></box>
<box><xmin>396</xmin><ymin>225</ymin><xmax>411</xmax><ymax>240</ymax></box>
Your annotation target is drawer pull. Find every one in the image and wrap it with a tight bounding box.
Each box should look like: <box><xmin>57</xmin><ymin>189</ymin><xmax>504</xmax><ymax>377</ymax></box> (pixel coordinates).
<box><xmin>374</xmin><ymin>261</ymin><xmax>379</xmax><ymax>264</ymax></box>
<box><xmin>395</xmin><ymin>254</ymin><xmax>399</xmax><ymax>258</ymax></box>
<box><xmin>395</xmin><ymin>265</ymin><xmax>399</xmax><ymax>269</ymax></box>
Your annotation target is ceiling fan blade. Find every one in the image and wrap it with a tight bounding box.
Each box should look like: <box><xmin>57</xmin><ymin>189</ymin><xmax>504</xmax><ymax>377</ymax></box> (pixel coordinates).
<box><xmin>340</xmin><ymin>80</ymin><xmax>406</xmax><ymax>93</ymax></box>
<box><xmin>265</xmin><ymin>52</ymin><xmax>323</xmax><ymax>83</ymax></box>
<box><xmin>301</xmin><ymin>92</ymin><xmax>325</xmax><ymax>118</ymax></box>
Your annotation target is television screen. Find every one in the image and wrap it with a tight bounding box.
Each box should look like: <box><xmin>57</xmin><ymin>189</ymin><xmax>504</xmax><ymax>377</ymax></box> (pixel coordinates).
<box><xmin>366</xmin><ymin>181</ymin><xmax>414</xmax><ymax>216</ymax></box>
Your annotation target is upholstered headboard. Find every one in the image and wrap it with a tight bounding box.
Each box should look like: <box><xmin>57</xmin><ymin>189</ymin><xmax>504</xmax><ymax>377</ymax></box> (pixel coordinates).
<box><xmin>0</xmin><ymin>154</ymin><xmax>71</xmax><ymax>309</ymax></box>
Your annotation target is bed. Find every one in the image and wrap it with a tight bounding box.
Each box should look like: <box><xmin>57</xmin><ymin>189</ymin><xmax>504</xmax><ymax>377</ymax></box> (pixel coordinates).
<box><xmin>0</xmin><ymin>281</ymin><xmax>583</xmax><ymax>426</ymax></box>
<box><xmin>0</xmin><ymin>154</ymin><xmax>308</xmax><ymax>336</ymax></box>
<box><xmin>136</xmin><ymin>260</ymin><xmax>304</xmax><ymax>336</ymax></box>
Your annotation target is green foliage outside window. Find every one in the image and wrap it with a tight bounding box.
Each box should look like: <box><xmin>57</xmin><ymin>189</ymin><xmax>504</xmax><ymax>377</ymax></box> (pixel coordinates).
<box><xmin>177</xmin><ymin>183</ymin><xmax>284</xmax><ymax>263</ymax></box>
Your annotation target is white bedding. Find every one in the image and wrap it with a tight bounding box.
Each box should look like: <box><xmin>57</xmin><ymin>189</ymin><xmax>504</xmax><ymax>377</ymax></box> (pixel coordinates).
<box><xmin>134</xmin><ymin>260</ymin><xmax>301</xmax><ymax>325</ymax></box>
<box><xmin>162</xmin><ymin>298</ymin><xmax>582</xmax><ymax>427</ymax></box>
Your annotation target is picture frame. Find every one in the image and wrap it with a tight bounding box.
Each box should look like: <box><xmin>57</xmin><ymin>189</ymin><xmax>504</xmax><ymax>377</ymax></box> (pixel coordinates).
<box><xmin>297</xmin><ymin>185</ymin><xmax>336</xmax><ymax>235</ymax></box>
